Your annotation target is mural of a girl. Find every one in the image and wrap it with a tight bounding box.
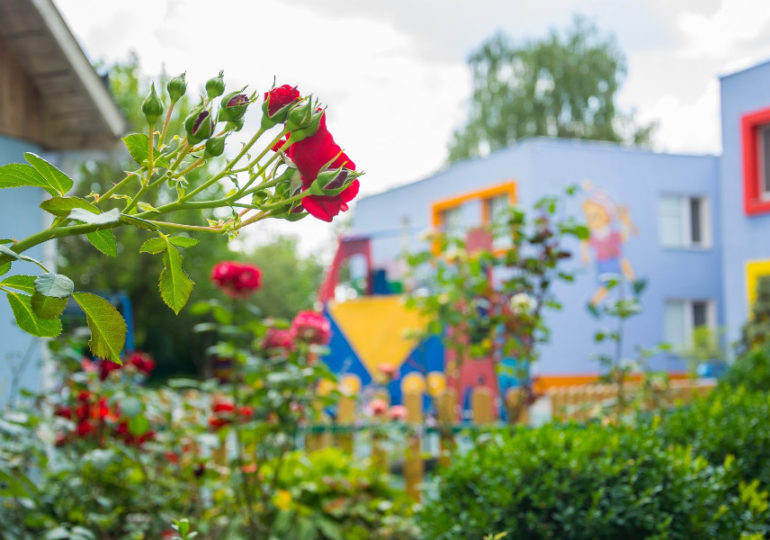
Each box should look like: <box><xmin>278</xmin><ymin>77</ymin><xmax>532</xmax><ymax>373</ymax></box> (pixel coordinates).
<box><xmin>580</xmin><ymin>182</ymin><xmax>639</xmax><ymax>305</ymax></box>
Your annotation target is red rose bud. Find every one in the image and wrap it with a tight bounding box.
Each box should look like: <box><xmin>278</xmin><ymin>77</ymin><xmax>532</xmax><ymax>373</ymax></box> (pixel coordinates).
<box><xmin>99</xmin><ymin>359</ymin><xmax>122</xmax><ymax>380</ymax></box>
<box><xmin>77</xmin><ymin>390</ymin><xmax>91</xmax><ymax>402</ymax></box>
<box><xmin>367</xmin><ymin>398</ymin><xmax>388</xmax><ymax>417</ymax></box>
<box><xmin>142</xmin><ymin>83</ymin><xmax>164</xmax><ymax>126</ymax></box>
<box><xmin>262</xmin><ymin>84</ymin><xmax>300</xmax><ymax>126</ymax></box>
<box><xmin>205</xmin><ymin>70</ymin><xmax>225</xmax><ymax>98</ymax></box>
<box><xmin>209</xmin><ymin>416</ymin><xmax>228</xmax><ymax>430</ymax></box>
<box><xmin>210</xmin><ymin>261</ymin><xmax>262</xmax><ymax>298</ymax></box>
<box><xmin>128</xmin><ymin>351</ymin><xmax>156</xmax><ymax>374</ymax></box>
<box><xmin>54</xmin><ymin>406</ymin><xmax>72</xmax><ymax>419</ymax></box>
<box><xmin>237</xmin><ymin>406</ymin><xmax>253</xmax><ymax>419</ymax></box>
<box><xmin>76</xmin><ymin>420</ymin><xmax>94</xmax><ymax>437</ymax></box>
<box><xmin>166</xmin><ymin>72</ymin><xmax>187</xmax><ymax>103</ymax></box>
<box><xmin>220</xmin><ymin>92</ymin><xmax>250</xmax><ymax>121</ymax></box>
<box><xmin>212</xmin><ymin>401</ymin><xmax>235</xmax><ymax>414</ymax></box>
<box><xmin>205</xmin><ymin>135</ymin><xmax>227</xmax><ymax>158</ymax></box>
<box><xmin>185</xmin><ymin>109</ymin><xmax>214</xmax><ymax>143</ymax></box>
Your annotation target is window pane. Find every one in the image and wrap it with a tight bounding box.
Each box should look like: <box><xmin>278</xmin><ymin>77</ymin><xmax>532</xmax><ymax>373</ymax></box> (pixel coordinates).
<box><xmin>760</xmin><ymin>125</ymin><xmax>770</xmax><ymax>195</ymax></box>
<box><xmin>487</xmin><ymin>194</ymin><xmax>509</xmax><ymax>224</ymax></box>
<box><xmin>441</xmin><ymin>206</ymin><xmax>464</xmax><ymax>239</ymax></box>
<box><xmin>689</xmin><ymin>197</ymin><xmax>702</xmax><ymax>245</ymax></box>
<box><xmin>692</xmin><ymin>301</ymin><xmax>708</xmax><ymax>328</ymax></box>
<box><xmin>660</xmin><ymin>195</ymin><xmax>684</xmax><ymax>247</ymax></box>
<box><xmin>664</xmin><ymin>300</ymin><xmax>686</xmax><ymax>346</ymax></box>
<box><xmin>487</xmin><ymin>195</ymin><xmax>512</xmax><ymax>250</ymax></box>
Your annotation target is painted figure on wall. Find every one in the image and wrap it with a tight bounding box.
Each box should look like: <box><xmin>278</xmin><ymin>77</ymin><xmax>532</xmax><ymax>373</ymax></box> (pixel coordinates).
<box><xmin>580</xmin><ymin>183</ymin><xmax>638</xmax><ymax>305</ymax></box>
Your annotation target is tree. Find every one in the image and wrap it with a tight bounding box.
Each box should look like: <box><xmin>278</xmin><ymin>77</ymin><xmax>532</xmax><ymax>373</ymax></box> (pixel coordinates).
<box><xmin>448</xmin><ymin>16</ymin><xmax>654</xmax><ymax>163</ymax></box>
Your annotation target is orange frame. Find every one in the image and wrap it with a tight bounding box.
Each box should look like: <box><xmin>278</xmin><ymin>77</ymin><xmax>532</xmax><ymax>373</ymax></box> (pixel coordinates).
<box><xmin>741</xmin><ymin>107</ymin><xmax>770</xmax><ymax>215</ymax></box>
<box><xmin>431</xmin><ymin>181</ymin><xmax>518</xmax><ymax>230</ymax></box>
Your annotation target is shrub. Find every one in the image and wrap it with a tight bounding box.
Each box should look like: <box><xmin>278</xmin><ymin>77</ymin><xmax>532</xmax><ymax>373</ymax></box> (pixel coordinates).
<box><xmin>419</xmin><ymin>423</ymin><xmax>767</xmax><ymax>539</ymax></box>
<box><xmin>657</xmin><ymin>386</ymin><xmax>770</xmax><ymax>492</ymax></box>
<box><xmin>720</xmin><ymin>346</ymin><xmax>770</xmax><ymax>392</ymax></box>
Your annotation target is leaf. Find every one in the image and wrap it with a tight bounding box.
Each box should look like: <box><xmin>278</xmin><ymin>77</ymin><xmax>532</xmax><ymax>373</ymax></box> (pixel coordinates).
<box><xmin>70</xmin><ymin>207</ymin><xmax>121</xmax><ymax>225</ymax></box>
<box><xmin>0</xmin><ymin>262</ymin><xmax>9</xmax><ymax>276</ymax></box>
<box><xmin>169</xmin><ymin>236</ymin><xmax>198</xmax><ymax>248</ymax></box>
<box><xmin>31</xmin><ymin>292</ymin><xmax>68</xmax><ymax>320</ymax></box>
<box><xmin>1</xmin><ymin>275</ymin><xmax>36</xmax><ymax>293</ymax></box>
<box><xmin>139</xmin><ymin>237</ymin><xmax>165</xmax><ymax>254</ymax></box>
<box><xmin>159</xmin><ymin>242</ymin><xmax>194</xmax><ymax>314</ymax></box>
<box><xmin>86</xmin><ymin>229</ymin><xmax>117</xmax><ymax>257</ymax></box>
<box><xmin>128</xmin><ymin>415</ymin><xmax>150</xmax><ymax>436</ymax></box>
<box><xmin>6</xmin><ymin>291</ymin><xmax>62</xmax><ymax>337</ymax></box>
<box><xmin>0</xmin><ymin>163</ymin><xmax>51</xmax><ymax>193</ymax></box>
<box><xmin>40</xmin><ymin>196</ymin><xmax>99</xmax><ymax>216</ymax></box>
<box><xmin>73</xmin><ymin>292</ymin><xmax>126</xmax><ymax>363</ymax></box>
<box><xmin>25</xmin><ymin>153</ymin><xmax>73</xmax><ymax>195</ymax></box>
<box><xmin>123</xmin><ymin>133</ymin><xmax>149</xmax><ymax>164</ymax></box>
<box><xmin>35</xmin><ymin>273</ymin><xmax>74</xmax><ymax>298</ymax></box>
<box><xmin>120</xmin><ymin>213</ymin><xmax>159</xmax><ymax>231</ymax></box>
<box><xmin>137</xmin><ymin>202</ymin><xmax>158</xmax><ymax>213</ymax></box>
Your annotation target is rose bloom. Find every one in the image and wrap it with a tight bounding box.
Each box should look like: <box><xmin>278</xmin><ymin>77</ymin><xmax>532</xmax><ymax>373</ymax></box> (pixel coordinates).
<box><xmin>285</xmin><ymin>111</ymin><xmax>358</xmax><ymax>222</ymax></box>
<box><xmin>367</xmin><ymin>398</ymin><xmax>388</xmax><ymax>417</ymax></box>
<box><xmin>290</xmin><ymin>310</ymin><xmax>332</xmax><ymax>345</ymax></box>
<box><xmin>128</xmin><ymin>351</ymin><xmax>155</xmax><ymax>375</ymax></box>
<box><xmin>263</xmin><ymin>327</ymin><xmax>294</xmax><ymax>350</ymax></box>
<box><xmin>265</xmin><ymin>84</ymin><xmax>300</xmax><ymax>117</ymax></box>
<box><xmin>210</xmin><ymin>261</ymin><xmax>262</xmax><ymax>298</ymax></box>
<box><xmin>388</xmin><ymin>405</ymin><xmax>407</xmax><ymax>421</ymax></box>
<box><xmin>379</xmin><ymin>363</ymin><xmax>397</xmax><ymax>380</ymax></box>
<box><xmin>99</xmin><ymin>359</ymin><xmax>122</xmax><ymax>381</ymax></box>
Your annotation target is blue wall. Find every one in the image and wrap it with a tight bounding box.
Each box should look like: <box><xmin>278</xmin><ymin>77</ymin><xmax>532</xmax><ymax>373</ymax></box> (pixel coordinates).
<box><xmin>719</xmin><ymin>60</ymin><xmax>770</xmax><ymax>345</ymax></box>
<box><xmin>0</xmin><ymin>134</ymin><xmax>48</xmax><ymax>407</ymax></box>
<box><xmin>352</xmin><ymin>138</ymin><xmax>722</xmax><ymax>376</ymax></box>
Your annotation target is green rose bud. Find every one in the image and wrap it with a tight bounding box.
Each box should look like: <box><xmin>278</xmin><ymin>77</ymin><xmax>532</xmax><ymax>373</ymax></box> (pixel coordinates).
<box><xmin>225</xmin><ymin>117</ymin><xmax>245</xmax><ymax>132</ymax></box>
<box><xmin>166</xmin><ymin>73</ymin><xmax>187</xmax><ymax>103</ymax></box>
<box><xmin>142</xmin><ymin>83</ymin><xmax>164</xmax><ymax>126</ymax></box>
<box><xmin>184</xmin><ymin>109</ymin><xmax>214</xmax><ymax>143</ymax></box>
<box><xmin>219</xmin><ymin>91</ymin><xmax>250</xmax><ymax>122</ymax></box>
<box><xmin>286</xmin><ymin>102</ymin><xmax>323</xmax><ymax>142</ymax></box>
<box><xmin>205</xmin><ymin>135</ymin><xmax>227</xmax><ymax>157</ymax></box>
<box><xmin>205</xmin><ymin>70</ymin><xmax>225</xmax><ymax>99</ymax></box>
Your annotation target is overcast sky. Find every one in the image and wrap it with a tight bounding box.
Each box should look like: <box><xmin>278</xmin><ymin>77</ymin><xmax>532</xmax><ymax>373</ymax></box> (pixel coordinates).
<box><xmin>54</xmin><ymin>0</ymin><xmax>770</xmax><ymax>255</ymax></box>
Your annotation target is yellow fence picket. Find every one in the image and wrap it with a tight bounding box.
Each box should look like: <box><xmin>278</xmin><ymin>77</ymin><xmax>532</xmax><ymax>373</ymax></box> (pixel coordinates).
<box><xmin>404</xmin><ymin>390</ymin><xmax>423</xmax><ymax>501</ymax></box>
<box><xmin>472</xmin><ymin>387</ymin><xmax>494</xmax><ymax>424</ymax></box>
<box><xmin>336</xmin><ymin>395</ymin><xmax>355</xmax><ymax>453</ymax></box>
<box><xmin>437</xmin><ymin>388</ymin><xmax>456</xmax><ymax>467</ymax></box>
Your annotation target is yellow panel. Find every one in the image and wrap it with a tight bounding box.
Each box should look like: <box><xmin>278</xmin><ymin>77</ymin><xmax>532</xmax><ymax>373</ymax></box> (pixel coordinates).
<box><xmin>328</xmin><ymin>296</ymin><xmax>428</xmax><ymax>375</ymax></box>
<box><xmin>746</xmin><ymin>259</ymin><xmax>770</xmax><ymax>313</ymax></box>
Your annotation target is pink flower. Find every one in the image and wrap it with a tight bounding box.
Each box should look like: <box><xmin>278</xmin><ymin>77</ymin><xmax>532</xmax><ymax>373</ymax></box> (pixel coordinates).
<box><xmin>388</xmin><ymin>405</ymin><xmax>407</xmax><ymax>421</ymax></box>
<box><xmin>290</xmin><ymin>310</ymin><xmax>332</xmax><ymax>345</ymax></box>
<box><xmin>367</xmin><ymin>398</ymin><xmax>388</xmax><ymax>417</ymax></box>
<box><xmin>211</xmin><ymin>261</ymin><xmax>262</xmax><ymax>298</ymax></box>
<box><xmin>263</xmin><ymin>328</ymin><xmax>295</xmax><ymax>350</ymax></box>
<box><xmin>128</xmin><ymin>351</ymin><xmax>155</xmax><ymax>375</ymax></box>
<box><xmin>379</xmin><ymin>363</ymin><xmax>397</xmax><ymax>380</ymax></box>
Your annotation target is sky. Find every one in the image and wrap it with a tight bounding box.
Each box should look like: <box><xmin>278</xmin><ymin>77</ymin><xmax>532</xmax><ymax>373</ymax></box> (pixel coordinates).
<box><xmin>54</xmin><ymin>0</ymin><xmax>770</xmax><ymax>257</ymax></box>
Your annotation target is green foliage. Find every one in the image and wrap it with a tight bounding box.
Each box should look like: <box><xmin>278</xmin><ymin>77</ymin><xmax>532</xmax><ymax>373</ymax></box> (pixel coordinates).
<box><xmin>739</xmin><ymin>275</ymin><xmax>770</xmax><ymax>355</ymax></box>
<box><xmin>656</xmin><ymin>387</ymin><xmax>770</xmax><ymax>495</ymax></box>
<box><xmin>72</xmin><ymin>292</ymin><xmax>128</xmax><ymax>364</ymax></box>
<box><xmin>420</xmin><ymin>423</ymin><xmax>768</xmax><ymax>539</ymax></box>
<box><xmin>271</xmin><ymin>448</ymin><xmax>419</xmax><ymax>539</ymax></box>
<box><xmin>721</xmin><ymin>346</ymin><xmax>770</xmax><ymax>392</ymax></box>
<box><xmin>448</xmin><ymin>16</ymin><xmax>654</xmax><ymax>163</ymax></box>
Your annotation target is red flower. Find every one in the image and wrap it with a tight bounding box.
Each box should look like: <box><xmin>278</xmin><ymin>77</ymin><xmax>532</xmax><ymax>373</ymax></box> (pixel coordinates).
<box><xmin>237</xmin><ymin>406</ymin><xmax>253</xmax><ymax>419</ymax></box>
<box><xmin>54</xmin><ymin>406</ymin><xmax>72</xmax><ymax>419</ymax></box>
<box><xmin>264</xmin><ymin>85</ymin><xmax>300</xmax><ymax>117</ymax></box>
<box><xmin>263</xmin><ymin>328</ymin><xmax>294</xmax><ymax>350</ymax></box>
<box><xmin>284</xmin><ymin>111</ymin><xmax>358</xmax><ymax>222</ymax></box>
<box><xmin>55</xmin><ymin>433</ymin><xmax>68</xmax><ymax>447</ymax></box>
<box><xmin>210</xmin><ymin>261</ymin><xmax>262</xmax><ymax>298</ymax></box>
<box><xmin>379</xmin><ymin>363</ymin><xmax>397</xmax><ymax>380</ymax></box>
<box><xmin>76</xmin><ymin>420</ymin><xmax>94</xmax><ymax>437</ymax></box>
<box><xmin>77</xmin><ymin>390</ymin><xmax>91</xmax><ymax>402</ymax></box>
<box><xmin>388</xmin><ymin>405</ymin><xmax>407</xmax><ymax>421</ymax></box>
<box><xmin>99</xmin><ymin>359</ymin><xmax>122</xmax><ymax>380</ymax></box>
<box><xmin>212</xmin><ymin>397</ymin><xmax>235</xmax><ymax>414</ymax></box>
<box><xmin>208</xmin><ymin>416</ymin><xmax>228</xmax><ymax>430</ymax></box>
<box><xmin>367</xmin><ymin>398</ymin><xmax>388</xmax><ymax>417</ymax></box>
<box><xmin>290</xmin><ymin>311</ymin><xmax>332</xmax><ymax>345</ymax></box>
<box><xmin>128</xmin><ymin>351</ymin><xmax>155</xmax><ymax>375</ymax></box>
<box><xmin>74</xmin><ymin>403</ymin><xmax>89</xmax><ymax>421</ymax></box>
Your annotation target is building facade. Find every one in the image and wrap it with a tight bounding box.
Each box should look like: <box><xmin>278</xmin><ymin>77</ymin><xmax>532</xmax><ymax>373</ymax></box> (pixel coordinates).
<box><xmin>0</xmin><ymin>0</ymin><xmax>124</xmax><ymax>405</ymax></box>
<box><xmin>325</xmin><ymin>58</ymin><xmax>770</xmax><ymax>397</ymax></box>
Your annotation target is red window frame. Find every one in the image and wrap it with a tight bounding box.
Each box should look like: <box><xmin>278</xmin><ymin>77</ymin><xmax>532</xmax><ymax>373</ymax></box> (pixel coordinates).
<box><xmin>742</xmin><ymin>106</ymin><xmax>770</xmax><ymax>215</ymax></box>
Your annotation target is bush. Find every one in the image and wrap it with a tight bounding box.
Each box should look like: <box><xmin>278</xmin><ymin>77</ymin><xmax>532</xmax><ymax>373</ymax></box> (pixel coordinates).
<box><xmin>657</xmin><ymin>386</ymin><xmax>770</xmax><ymax>493</ymax></box>
<box><xmin>720</xmin><ymin>346</ymin><xmax>770</xmax><ymax>392</ymax></box>
<box><xmin>419</xmin><ymin>423</ymin><xmax>767</xmax><ymax>539</ymax></box>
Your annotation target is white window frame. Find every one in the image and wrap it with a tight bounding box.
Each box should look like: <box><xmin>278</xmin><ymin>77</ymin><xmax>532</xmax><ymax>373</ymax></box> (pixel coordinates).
<box><xmin>659</xmin><ymin>194</ymin><xmax>711</xmax><ymax>249</ymax></box>
<box><xmin>664</xmin><ymin>298</ymin><xmax>716</xmax><ymax>349</ymax></box>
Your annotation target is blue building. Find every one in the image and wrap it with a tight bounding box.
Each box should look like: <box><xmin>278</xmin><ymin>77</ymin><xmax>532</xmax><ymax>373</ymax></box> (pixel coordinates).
<box><xmin>338</xmin><ymin>58</ymin><xmax>770</xmax><ymax>391</ymax></box>
<box><xmin>0</xmin><ymin>0</ymin><xmax>125</xmax><ymax>406</ymax></box>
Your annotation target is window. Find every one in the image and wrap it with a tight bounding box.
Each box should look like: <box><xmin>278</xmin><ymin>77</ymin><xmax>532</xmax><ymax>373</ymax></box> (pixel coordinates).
<box><xmin>741</xmin><ymin>107</ymin><xmax>770</xmax><ymax>215</ymax></box>
<box><xmin>659</xmin><ymin>195</ymin><xmax>710</xmax><ymax>248</ymax></box>
<box><xmin>440</xmin><ymin>205</ymin><xmax>465</xmax><ymax>238</ymax></box>
<box><xmin>664</xmin><ymin>299</ymin><xmax>714</xmax><ymax>349</ymax></box>
<box><xmin>485</xmin><ymin>194</ymin><xmax>512</xmax><ymax>250</ymax></box>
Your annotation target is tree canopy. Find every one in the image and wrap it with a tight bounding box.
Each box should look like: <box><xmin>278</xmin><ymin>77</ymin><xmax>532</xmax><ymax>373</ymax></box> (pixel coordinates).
<box><xmin>448</xmin><ymin>16</ymin><xmax>654</xmax><ymax>163</ymax></box>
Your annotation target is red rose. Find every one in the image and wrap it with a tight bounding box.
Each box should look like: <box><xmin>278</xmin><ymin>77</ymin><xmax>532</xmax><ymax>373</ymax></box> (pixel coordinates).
<box><xmin>76</xmin><ymin>420</ymin><xmax>94</xmax><ymax>437</ymax></box>
<box><xmin>77</xmin><ymin>390</ymin><xmax>91</xmax><ymax>402</ymax></box>
<box><xmin>263</xmin><ymin>328</ymin><xmax>294</xmax><ymax>350</ymax></box>
<box><xmin>237</xmin><ymin>406</ymin><xmax>253</xmax><ymax>419</ymax></box>
<box><xmin>210</xmin><ymin>261</ymin><xmax>262</xmax><ymax>298</ymax></box>
<box><xmin>279</xmin><ymin>111</ymin><xmax>358</xmax><ymax>222</ymax></box>
<box><xmin>99</xmin><ymin>359</ymin><xmax>122</xmax><ymax>380</ymax></box>
<box><xmin>265</xmin><ymin>85</ymin><xmax>300</xmax><ymax>117</ymax></box>
<box><xmin>212</xmin><ymin>401</ymin><xmax>235</xmax><ymax>414</ymax></box>
<box><xmin>74</xmin><ymin>403</ymin><xmax>89</xmax><ymax>421</ymax></box>
<box><xmin>367</xmin><ymin>398</ymin><xmax>388</xmax><ymax>417</ymax></box>
<box><xmin>388</xmin><ymin>405</ymin><xmax>407</xmax><ymax>421</ymax></box>
<box><xmin>379</xmin><ymin>363</ymin><xmax>397</xmax><ymax>380</ymax></box>
<box><xmin>290</xmin><ymin>311</ymin><xmax>332</xmax><ymax>345</ymax></box>
<box><xmin>208</xmin><ymin>416</ymin><xmax>228</xmax><ymax>430</ymax></box>
<box><xmin>128</xmin><ymin>351</ymin><xmax>155</xmax><ymax>375</ymax></box>
<box><xmin>54</xmin><ymin>406</ymin><xmax>72</xmax><ymax>419</ymax></box>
